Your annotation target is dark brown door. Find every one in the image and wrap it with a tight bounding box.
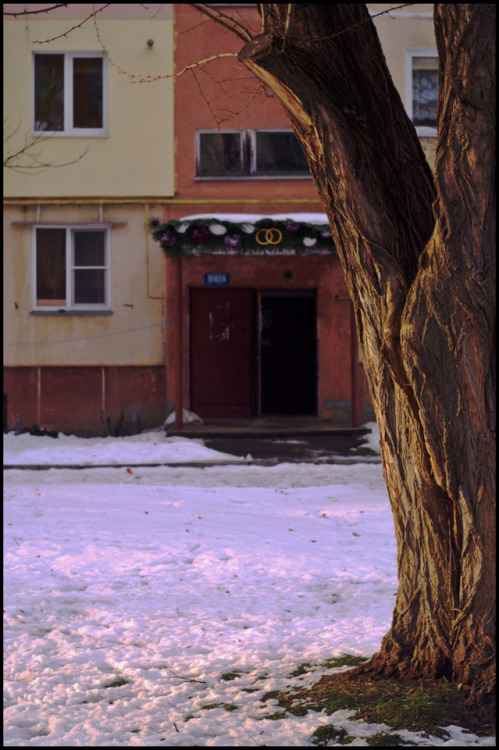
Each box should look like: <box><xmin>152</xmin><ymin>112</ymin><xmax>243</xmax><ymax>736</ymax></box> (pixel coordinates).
<box><xmin>190</xmin><ymin>288</ymin><xmax>255</xmax><ymax>417</ymax></box>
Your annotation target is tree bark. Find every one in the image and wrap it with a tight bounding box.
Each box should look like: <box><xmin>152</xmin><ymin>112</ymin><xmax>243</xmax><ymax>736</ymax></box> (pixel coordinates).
<box><xmin>239</xmin><ymin>4</ymin><xmax>495</xmax><ymax>702</ymax></box>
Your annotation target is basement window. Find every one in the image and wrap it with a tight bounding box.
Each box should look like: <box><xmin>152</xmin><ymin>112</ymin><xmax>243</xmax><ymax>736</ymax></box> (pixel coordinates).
<box><xmin>33</xmin><ymin>226</ymin><xmax>111</xmax><ymax>311</ymax></box>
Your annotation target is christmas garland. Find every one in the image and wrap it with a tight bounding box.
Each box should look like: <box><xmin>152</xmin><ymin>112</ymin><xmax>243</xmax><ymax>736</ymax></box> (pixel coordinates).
<box><xmin>151</xmin><ymin>217</ymin><xmax>336</xmax><ymax>258</ymax></box>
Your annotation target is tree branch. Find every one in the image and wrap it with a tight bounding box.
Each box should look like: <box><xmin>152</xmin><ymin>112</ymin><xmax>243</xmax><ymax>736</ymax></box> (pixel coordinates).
<box><xmin>32</xmin><ymin>4</ymin><xmax>111</xmax><ymax>44</ymax></box>
<box><xmin>191</xmin><ymin>3</ymin><xmax>253</xmax><ymax>42</ymax></box>
<box><xmin>3</xmin><ymin>4</ymin><xmax>68</xmax><ymax>16</ymax></box>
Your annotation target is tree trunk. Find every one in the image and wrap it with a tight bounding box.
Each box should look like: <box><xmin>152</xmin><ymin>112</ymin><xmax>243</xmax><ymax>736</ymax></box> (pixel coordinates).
<box><xmin>239</xmin><ymin>4</ymin><xmax>495</xmax><ymax>702</ymax></box>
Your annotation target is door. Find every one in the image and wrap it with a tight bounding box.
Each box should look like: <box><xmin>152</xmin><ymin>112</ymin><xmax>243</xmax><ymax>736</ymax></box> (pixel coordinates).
<box><xmin>190</xmin><ymin>288</ymin><xmax>256</xmax><ymax>417</ymax></box>
<box><xmin>260</xmin><ymin>291</ymin><xmax>317</xmax><ymax>415</ymax></box>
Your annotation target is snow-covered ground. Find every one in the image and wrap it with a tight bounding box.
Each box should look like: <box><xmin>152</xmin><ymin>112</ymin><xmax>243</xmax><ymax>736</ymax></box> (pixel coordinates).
<box><xmin>4</xmin><ymin>427</ymin><xmax>494</xmax><ymax>746</ymax></box>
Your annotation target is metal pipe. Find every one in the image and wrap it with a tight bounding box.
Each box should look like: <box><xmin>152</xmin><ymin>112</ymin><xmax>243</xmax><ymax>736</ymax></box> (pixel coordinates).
<box><xmin>174</xmin><ymin>257</ymin><xmax>183</xmax><ymax>430</ymax></box>
<box><xmin>5</xmin><ymin>197</ymin><xmax>322</xmax><ymax>206</ymax></box>
<box><xmin>350</xmin><ymin>301</ymin><xmax>360</xmax><ymax>428</ymax></box>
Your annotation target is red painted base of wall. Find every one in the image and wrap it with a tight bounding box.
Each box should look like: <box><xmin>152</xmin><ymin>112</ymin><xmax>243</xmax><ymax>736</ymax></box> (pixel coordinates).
<box><xmin>3</xmin><ymin>366</ymin><xmax>167</xmax><ymax>437</ymax></box>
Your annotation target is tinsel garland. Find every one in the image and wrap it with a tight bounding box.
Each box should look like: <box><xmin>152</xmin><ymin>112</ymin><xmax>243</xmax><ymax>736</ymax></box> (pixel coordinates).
<box><xmin>151</xmin><ymin>217</ymin><xmax>336</xmax><ymax>258</ymax></box>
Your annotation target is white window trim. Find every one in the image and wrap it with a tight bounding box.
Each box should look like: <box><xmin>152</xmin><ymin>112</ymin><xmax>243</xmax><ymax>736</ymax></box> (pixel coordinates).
<box><xmin>405</xmin><ymin>47</ymin><xmax>438</xmax><ymax>137</ymax></box>
<box><xmin>195</xmin><ymin>128</ymin><xmax>312</xmax><ymax>180</ymax></box>
<box><xmin>31</xmin><ymin>225</ymin><xmax>112</xmax><ymax>312</ymax></box>
<box><xmin>33</xmin><ymin>51</ymin><xmax>108</xmax><ymax>137</ymax></box>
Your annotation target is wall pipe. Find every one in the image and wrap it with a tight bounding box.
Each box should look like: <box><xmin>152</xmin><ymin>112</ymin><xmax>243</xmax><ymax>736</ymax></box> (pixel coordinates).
<box><xmin>350</xmin><ymin>300</ymin><xmax>360</xmax><ymax>428</ymax></box>
<box><xmin>5</xmin><ymin>197</ymin><xmax>322</xmax><ymax>206</ymax></box>
<box><xmin>174</xmin><ymin>257</ymin><xmax>183</xmax><ymax>430</ymax></box>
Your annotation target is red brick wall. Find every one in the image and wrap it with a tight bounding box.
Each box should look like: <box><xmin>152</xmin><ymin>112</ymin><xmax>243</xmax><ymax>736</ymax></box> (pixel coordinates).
<box><xmin>3</xmin><ymin>366</ymin><xmax>167</xmax><ymax>436</ymax></box>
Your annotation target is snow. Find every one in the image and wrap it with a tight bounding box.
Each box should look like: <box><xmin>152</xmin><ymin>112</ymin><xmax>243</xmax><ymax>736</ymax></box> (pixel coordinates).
<box><xmin>4</xmin><ymin>427</ymin><xmax>494</xmax><ymax>747</ymax></box>
<box><xmin>3</xmin><ymin>431</ymin><xmax>244</xmax><ymax>468</ymax></box>
<box><xmin>178</xmin><ymin>212</ymin><xmax>330</xmax><ymax>224</ymax></box>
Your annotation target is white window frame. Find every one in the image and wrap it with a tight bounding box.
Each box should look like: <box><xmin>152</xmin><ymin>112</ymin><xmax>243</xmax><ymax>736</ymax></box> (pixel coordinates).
<box><xmin>195</xmin><ymin>128</ymin><xmax>312</xmax><ymax>180</ymax></box>
<box><xmin>405</xmin><ymin>47</ymin><xmax>438</xmax><ymax>137</ymax></box>
<box><xmin>33</xmin><ymin>51</ymin><xmax>108</xmax><ymax>137</ymax></box>
<box><xmin>32</xmin><ymin>225</ymin><xmax>112</xmax><ymax>312</ymax></box>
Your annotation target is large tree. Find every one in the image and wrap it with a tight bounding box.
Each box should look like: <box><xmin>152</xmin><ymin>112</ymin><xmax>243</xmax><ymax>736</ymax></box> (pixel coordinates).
<box><xmin>220</xmin><ymin>3</ymin><xmax>495</xmax><ymax>703</ymax></box>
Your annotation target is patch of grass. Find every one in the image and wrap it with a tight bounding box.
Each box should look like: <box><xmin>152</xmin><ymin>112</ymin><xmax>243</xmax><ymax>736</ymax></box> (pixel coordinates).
<box><xmin>287</xmin><ymin>705</ymin><xmax>309</xmax><ymax>716</ymax></box>
<box><xmin>200</xmin><ymin>703</ymin><xmax>221</xmax><ymax>711</ymax></box>
<box><xmin>241</xmin><ymin>687</ymin><xmax>260</xmax><ymax>693</ymax></box>
<box><xmin>299</xmin><ymin>671</ymin><xmax>495</xmax><ymax>739</ymax></box>
<box><xmin>224</xmin><ymin>703</ymin><xmax>239</xmax><ymax>711</ymax></box>
<box><xmin>366</xmin><ymin>730</ymin><xmax>415</xmax><ymax>746</ymax></box>
<box><xmin>264</xmin><ymin>710</ymin><xmax>287</xmax><ymax>720</ymax></box>
<box><xmin>255</xmin><ymin>665</ymin><xmax>494</xmax><ymax>741</ymax></box>
<box><xmin>310</xmin><ymin>725</ymin><xmax>349</xmax><ymax>746</ymax></box>
<box><xmin>103</xmin><ymin>677</ymin><xmax>128</xmax><ymax>688</ymax></box>
<box><xmin>321</xmin><ymin>654</ymin><xmax>369</xmax><ymax>670</ymax></box>
<box><xmin>261</xmin><ymin>690</ymin><xmax>281</xmax><ymax>702</ymax></box>
<box><xmin>291</xmin><ymin>662</ymin><xmax>313</xmax><ymax>676</ymax></box>
<box><xmin>220</xmin><ymin>670</ymin><xmax>243</xmax><ymax>681</ymax></box>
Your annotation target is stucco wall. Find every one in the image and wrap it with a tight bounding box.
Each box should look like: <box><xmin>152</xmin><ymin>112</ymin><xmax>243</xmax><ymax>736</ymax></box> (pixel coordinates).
<box><xmin>4</xmin><ymin>203</ymin><xmax>166</xmax><ymax>366</ymax></box>
<box><xmin>4</xmin><ymin>12</ymin><xmax>174</xmax><ymax>197</ymax></box>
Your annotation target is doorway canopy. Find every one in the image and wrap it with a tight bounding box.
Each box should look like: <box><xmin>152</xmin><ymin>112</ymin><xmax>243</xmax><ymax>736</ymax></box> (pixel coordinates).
<box><xmin>151</xmin><ymin>213</ymin><xmax>336</xmax><ymax>258</ymax></box>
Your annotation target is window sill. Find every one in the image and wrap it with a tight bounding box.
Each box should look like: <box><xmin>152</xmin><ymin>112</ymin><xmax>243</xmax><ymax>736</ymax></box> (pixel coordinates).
<box><xmin>33</xmin><ymin>130</ymin><xmax>108</xmax><ymax>138</ymax></box>
<box><xmin>194</xmin><ymin>175</ymin><xmax>313</xmax><ymax>181</ymax></box>
<box><xmin>31</xmin><ymin>309</ymin><xmax>113</xmax><ymax>316</ymax></box>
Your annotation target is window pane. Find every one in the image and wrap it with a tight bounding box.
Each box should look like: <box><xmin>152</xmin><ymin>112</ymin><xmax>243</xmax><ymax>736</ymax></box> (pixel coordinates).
<box><xmin>412</xmin><ymin>57</ymin><xmax>438</xmax><ymax>128</ymax></box>
<box><xmin>73</xmin><ymin>57</ymin><xmax>103</xmax><ymax>128</ymax></box>
<box><xmin>36</xmin><ymin>228</ymin><xmax>66</xmax><ymax>304</ymax></box>
<box><xmin>255</xmin><ymin>131</ymin><xmax>310</xmax><ymax>175</ymax></box>
<box><xmin>198</xmin><ymin>133</ymin><xmax>243</xmax><ymax>176</ymax></box>
<box><xmin>74</xmin><ymin>231</ymin><xmax>105</xmax><ymax>266</ymax></box>
<box><xmin>34</xmin><ymin>54</ymin><xmax>64</xmax><ymax>131</ymax></box>
<box><xmin>73</xmin><ymin>269</ymin><xmax>106</xmax><ymax>304</ymax></box>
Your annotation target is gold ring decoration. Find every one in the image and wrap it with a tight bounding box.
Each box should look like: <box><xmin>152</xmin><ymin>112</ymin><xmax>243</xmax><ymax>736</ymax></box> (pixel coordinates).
<box><xmin>255</xmin><ymin>228</ymin><xmax>283</xmax><ymax>245</ymax></box>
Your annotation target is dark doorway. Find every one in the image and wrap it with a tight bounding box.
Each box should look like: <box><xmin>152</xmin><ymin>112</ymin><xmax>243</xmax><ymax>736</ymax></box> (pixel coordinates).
<box><xmin>260</xmin><ymin>291</ymin><xmax>317</xmax><ymax>415</ymax></box>
<box><xmin>190</xmin><ymin>288</ymin><xmax>256</xmax><ymax>417</ymax></box>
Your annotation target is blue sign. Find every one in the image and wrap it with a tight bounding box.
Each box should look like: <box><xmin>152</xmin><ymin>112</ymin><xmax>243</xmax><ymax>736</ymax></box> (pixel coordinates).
<box><xmin>204</xmin><ymin>273</ymin><xmax>230</xmax><ymax>286</ymax></box>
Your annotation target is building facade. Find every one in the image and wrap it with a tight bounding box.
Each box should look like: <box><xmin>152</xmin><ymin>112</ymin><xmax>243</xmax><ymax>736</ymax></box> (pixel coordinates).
<box><xmin>3</xmin><ymin>3</ymin><xmax>437</xmax><ymax>435</ymax></box>
<box><xmin>157</xmin><ymin>3</ymin><xmax>436</xmax><ymax>427</ymax></box>
<box><xmin>4</xmin><ymin>4</ymin><xmax>174</xmax><ymax>435</ymax></box>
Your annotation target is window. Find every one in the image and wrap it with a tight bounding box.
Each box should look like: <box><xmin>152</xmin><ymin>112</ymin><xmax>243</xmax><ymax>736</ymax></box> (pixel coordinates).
<box><xmin>197</xmin><ymin>131</ymin><xmax>245</xmax><ymax>176</ymax></box>
<box><xmin>34</xmin><ymin>52</ymin><xmax>106</xmax><ymax>136</ymax></box>
<box><xmin>196</xmin><ymin>129</ymin><xmax>310</xmax><ymax>178</ymax></box>
<box><xmin>34</xmin><ymin>227</ymin><xmax>111</xmax><ymax>311</ymax></box>
<box><xmin>405</xmin><ymin>49</ymin><xmax>438</xmax><ymax>136</ymax></box>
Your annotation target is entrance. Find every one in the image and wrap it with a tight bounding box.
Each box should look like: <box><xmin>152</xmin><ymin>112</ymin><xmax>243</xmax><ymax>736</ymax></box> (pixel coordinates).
<box><xmin>190</xmin><ymin>288</ymin><xmax>256</xmax><ymax>417</ymax></box>
<box><xmin>260</xmin><ymin>291</ymin><xmax>317</xmax><ymax>415</ymax></box>
<box><xmin>190</xmin><ymin>288</ymin><xmax>317</xmax><ymax>418</ymax></box>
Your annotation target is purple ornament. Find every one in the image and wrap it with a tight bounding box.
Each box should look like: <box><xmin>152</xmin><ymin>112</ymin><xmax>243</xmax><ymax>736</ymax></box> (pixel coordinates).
<box><xmin>160</xmin><ymin>229</ymin><xmax>176</xmax><ymax>247</ymax></box>
<box><xmin>285</xmin><ymin>220</ymin><xmax>300</xmax><ymax>234</ymax></box>
<box><xmin>320</xmin><ymin>230</ymin><xmax>332</xmax><ymax>239</ymax></box>
<box><xmin>224</xmin><ymin>234</ymin><xmax>241</xmax><ymax>250</ymax></box>
<box><xmin>191</xmin><ymin>226</ymin><xmax>210</xmax><ymax>245</ymax></box>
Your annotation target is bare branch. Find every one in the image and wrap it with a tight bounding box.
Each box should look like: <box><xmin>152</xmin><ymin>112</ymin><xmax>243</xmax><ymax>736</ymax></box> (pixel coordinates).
<box><xmin>191</xmin><ymin>3</ymin><xmax>253</xmax><ymax>42</ymax></box>
<box><xmin>90</xmin><ymin>13</ymin><xmax>238</xmax><ymax>84</ymax></box>
<box><xmin>297</xmin><ymin>4</ymin><xmax>416</xmax><ymax>45</ymax></box>
<box><xmin>3</xmin><ymin>121</ymin><xmax>89</xmax><ymax>173</ymax></box>
<box><xmin>32</xmin><ymin>4</ymin><xmax>111</xmax><ymax>44</ymax></box>
<box><xmin>3</xmin><ymin>4</ymin><xmax>68</xmax><ymax>16</ymax></box>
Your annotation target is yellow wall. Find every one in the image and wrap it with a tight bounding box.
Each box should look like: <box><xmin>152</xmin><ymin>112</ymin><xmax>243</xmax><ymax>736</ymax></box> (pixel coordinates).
<box><xmin>370</xmin><ymin>4</ymin><xmax>436</xmax><ymax>99</ymax></box>
<box><xmin>4</xmin><ymin>18</ymin><xmax>174</xmax><ymax>197</ymax></box>
<box><xmin>4</xmin><ymin>203</ymin><xmax>167</xmax><ymax>366</ymax></box>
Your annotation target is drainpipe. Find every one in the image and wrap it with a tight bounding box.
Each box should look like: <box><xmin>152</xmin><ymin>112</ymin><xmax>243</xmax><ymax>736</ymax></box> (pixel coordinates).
<box><xmin>174</xmin><ymin>257</ymin><xmax>183</xmax><ymax>430</ymax></box>
<box><xmin>350</xmin><ymin>301</ymin><xmax>360</xmax><ymax>428</ymax></box>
